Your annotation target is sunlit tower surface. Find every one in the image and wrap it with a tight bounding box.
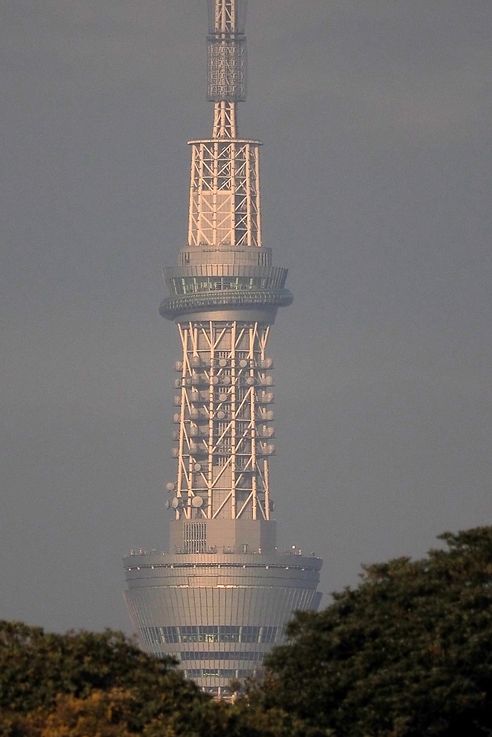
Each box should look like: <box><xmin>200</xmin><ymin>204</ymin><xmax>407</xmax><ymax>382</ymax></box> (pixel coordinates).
<box><xmin>124</xmin><ymin>0</ymin><xmax>322</xmax><ymax>697</ymax></box>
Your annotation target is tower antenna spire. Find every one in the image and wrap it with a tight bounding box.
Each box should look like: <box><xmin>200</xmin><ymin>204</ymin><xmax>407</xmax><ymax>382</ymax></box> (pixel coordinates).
<box><xmin>207</xmin><ymin>0</ymin><xmax>247</xmax><ymax>138</ymax></box>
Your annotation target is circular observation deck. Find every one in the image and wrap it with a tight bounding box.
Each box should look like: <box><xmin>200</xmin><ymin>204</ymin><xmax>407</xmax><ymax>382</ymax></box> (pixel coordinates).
<box><xmin>124</xmin><ymin>550</ymin><xmax>322</xmax><ymax>695</ymax></box>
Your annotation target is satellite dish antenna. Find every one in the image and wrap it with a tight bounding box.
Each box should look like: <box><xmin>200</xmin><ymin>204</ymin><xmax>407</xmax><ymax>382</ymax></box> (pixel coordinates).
<box><xmin>192</xmin><ymin>495</ymin><xmax>204</xmax><ymax>508</ymax></box>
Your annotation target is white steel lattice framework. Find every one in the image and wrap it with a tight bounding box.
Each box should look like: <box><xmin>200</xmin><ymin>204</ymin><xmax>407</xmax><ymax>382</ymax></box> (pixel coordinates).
<box><xmin>172</xmin><ymin>321</ymin><xmax>274</xmax><ymax>527</ymax></box>
<box><xmin>188</xmin><ymin>140</ymin><xmax>261</xmax><ymax>247</ymax></box>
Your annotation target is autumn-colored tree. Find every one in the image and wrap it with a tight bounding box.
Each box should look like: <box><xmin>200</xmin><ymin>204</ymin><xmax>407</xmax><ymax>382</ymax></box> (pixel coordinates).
<box><xmin>39</xmin><ymin>689</ymin><xmax>135</xmax><ymax>737</ymax></box>
<box><xmin>249</xmin><ymin>526</ymin><xmax>492</xmax><ymax>737</ymax></box>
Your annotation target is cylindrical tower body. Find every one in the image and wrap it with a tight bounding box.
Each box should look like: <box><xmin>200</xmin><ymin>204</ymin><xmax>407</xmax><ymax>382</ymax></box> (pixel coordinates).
<box><xmin>124</xmin><ymin>0</ymin><xmax>322</xmax><ymax>698</ymax></box>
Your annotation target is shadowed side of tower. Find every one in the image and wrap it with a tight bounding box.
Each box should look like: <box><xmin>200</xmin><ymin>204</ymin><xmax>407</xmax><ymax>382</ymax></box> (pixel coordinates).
<box><xmin>124</xmin><ymin>0</ymin><xmax>322</xmax><ymax>698</ymax></box>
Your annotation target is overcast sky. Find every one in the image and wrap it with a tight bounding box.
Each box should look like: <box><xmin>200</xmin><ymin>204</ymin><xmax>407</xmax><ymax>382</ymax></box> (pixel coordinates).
<box><xmin>1</xmin><ymin>0</ymin><xmax>491</xmax><ymax>634</ymax></box>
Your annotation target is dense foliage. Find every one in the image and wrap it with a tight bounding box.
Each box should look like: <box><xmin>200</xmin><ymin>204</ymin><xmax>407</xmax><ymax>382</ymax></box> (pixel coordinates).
<box><xmin>0</xmin><ymin>624</ymin><xmax>220</xmax><ymax>736</ymax></box>
<box><xmin>253</xmin><ymin>526</ymin><xmax>492</xmax><ymax>737</ymax></box>
<box><xmin>0</xmin><ymin>624</ymin><xmax>305</xmax><ymax>737</ymax></box>
<box><xmin>1</xmin><ymin>527</ymin><xmax>491</xmax><ymax>736</ymax></box>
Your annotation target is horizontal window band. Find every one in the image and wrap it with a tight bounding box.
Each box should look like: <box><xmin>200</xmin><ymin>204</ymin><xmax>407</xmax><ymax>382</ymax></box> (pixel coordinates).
<box><xmin>142</xmin><ymin>624</ymin><xmax>278</xmax><ymax>645</ymax></box>
<box><xmin>159</xmin><ymin>289</ymin><xmax>293</xmax><ymax>318</ymax></box>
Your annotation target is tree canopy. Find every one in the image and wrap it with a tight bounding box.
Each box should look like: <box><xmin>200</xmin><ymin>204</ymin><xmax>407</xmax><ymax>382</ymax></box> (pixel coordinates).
<box><xmin>251</xmin><ymin>526</ymin><xmax>492</xmax><ymax>737</ymax></box>
<box><xmin>0</xmin><ymin>624</ymin><xmax>218</xmax><ymax>736</ymax></box>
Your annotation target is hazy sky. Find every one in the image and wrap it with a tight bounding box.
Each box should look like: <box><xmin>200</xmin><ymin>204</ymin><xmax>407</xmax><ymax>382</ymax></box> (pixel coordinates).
<box><xmin>1</xmin><ymin>0</ymin><xmax>491</xmax><ymax>634</ymax></box>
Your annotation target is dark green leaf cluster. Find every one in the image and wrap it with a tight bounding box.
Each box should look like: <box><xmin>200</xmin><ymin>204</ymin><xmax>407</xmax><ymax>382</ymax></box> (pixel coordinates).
<box><xmin>0</xmin><ymin>624</ymin><xmax>211</xmax><ymax>736</ymax></box>
<box><xmin>252</xmin><ymin>526</ymin><xmax>492</xmax><ymax>737</ymax></box>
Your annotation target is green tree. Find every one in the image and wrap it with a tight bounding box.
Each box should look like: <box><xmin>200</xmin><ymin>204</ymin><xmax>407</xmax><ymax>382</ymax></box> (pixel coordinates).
<box><xmin>250</xmin><ymin>526</ymin><xmax>492</xmax><ymax>737</ymax></box>
<box><xmin>0</xmin><ymin>625</ymin><xmax>212</xmax><ymax>736</ymax></box>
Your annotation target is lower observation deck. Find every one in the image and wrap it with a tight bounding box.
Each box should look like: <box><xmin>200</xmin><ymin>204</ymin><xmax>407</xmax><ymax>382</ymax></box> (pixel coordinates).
<box><xmin>160</xmin><ymin>250</ymin><xmax>292</xmax><ymax>320</ymax></box>
<box><xmin>124</xmin><ymin>549</ymin><xmax>322</xmax><ymax>696</ymax></box>
<box><xmin>159</xmin><ymin>288</ymin><xmax>293</xmax><ymax>320</ymax></box>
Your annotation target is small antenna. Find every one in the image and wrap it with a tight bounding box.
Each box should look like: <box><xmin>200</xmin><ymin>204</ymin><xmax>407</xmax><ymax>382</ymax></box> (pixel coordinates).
<box><xmin>207</xmin><ymin>0</ymin><xmax>248</xmax><ymax>138</ymax></box>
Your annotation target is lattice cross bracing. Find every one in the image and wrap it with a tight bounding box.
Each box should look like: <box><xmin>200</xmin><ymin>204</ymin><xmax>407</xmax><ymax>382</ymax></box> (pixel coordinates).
<box><xmin>170</xmin><ymin>321</ymin><xmax>274</xmax><ymax>524</ymax></box>
<box><xmin>188</xmin><ymin>141</ymin><xmax>261</xmax><ymax>247</ymax></box>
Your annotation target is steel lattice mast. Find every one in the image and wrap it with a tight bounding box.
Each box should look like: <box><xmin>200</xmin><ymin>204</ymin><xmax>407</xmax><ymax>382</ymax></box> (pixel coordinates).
<box><xmin>160</xmin><ymin>0</ymin><xmax>292</xmax><ymax>549</ymax></box>
<box><xmin>208</xmin><ymin>0</ymin><xmax>246</xmax><ymax>139</ymax></box>
<box><xmin>124</xmin><ymin>0</ymin><xmax>322</xmax><ymax>698</ymax></box>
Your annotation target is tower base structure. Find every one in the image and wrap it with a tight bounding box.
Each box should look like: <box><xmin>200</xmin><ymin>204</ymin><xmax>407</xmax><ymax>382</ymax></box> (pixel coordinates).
<box><xmin>124</xmin><ymin>549</ymin><xmax>322</xmax><ymax>696</ymax></box>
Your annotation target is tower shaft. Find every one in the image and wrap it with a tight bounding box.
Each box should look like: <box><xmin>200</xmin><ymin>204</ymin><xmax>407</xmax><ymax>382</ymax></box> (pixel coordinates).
<box><xmin>161</xmin><ymin>0</ymin><xmax>289</xmax><ymax>555</ymax></box>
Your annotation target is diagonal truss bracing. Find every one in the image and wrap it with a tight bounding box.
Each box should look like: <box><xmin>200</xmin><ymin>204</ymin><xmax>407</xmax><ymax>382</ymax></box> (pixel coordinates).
<box><xmin>188</xmin><ymin>140</ymin><xmax>261</xmax><ymax>247</ymax></box>
<box><xmin>170</xmin><ymin>320</ymin><xmax>275</xmax><ymax>523</ymax></box>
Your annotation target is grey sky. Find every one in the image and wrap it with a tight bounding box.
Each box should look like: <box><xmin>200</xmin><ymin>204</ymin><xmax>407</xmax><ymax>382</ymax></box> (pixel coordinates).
<box><xmin>1</xmin><ymin>0</ymin><xmax>491</xmax><ymax>633</ymax></box>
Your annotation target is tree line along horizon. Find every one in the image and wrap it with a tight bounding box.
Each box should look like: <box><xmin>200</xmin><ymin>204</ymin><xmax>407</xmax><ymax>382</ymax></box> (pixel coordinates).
<box><xmin>1</xmin><ymin>525</ymin><xmax>491</xmax><ymax>737</ymax></box>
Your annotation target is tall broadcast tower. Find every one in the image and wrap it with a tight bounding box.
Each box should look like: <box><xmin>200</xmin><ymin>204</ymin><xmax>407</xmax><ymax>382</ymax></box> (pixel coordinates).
<box><xmin>124</xmin><ymin>0</ymin><xmax>322</xmax><ymax>697</ymax></box>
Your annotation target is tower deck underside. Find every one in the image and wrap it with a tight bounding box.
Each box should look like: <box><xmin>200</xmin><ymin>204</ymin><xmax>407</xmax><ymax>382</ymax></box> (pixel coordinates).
<box><xmin>125</xmin><ymin>551</ymin><xmax>322</xmax><ymax>694</ymax></box>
